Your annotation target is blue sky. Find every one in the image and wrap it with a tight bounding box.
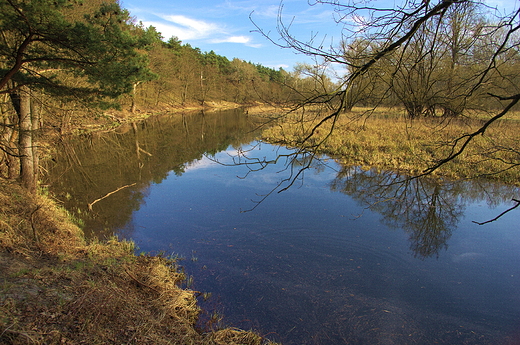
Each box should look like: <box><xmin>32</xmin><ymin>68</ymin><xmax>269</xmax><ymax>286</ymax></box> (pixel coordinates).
<box><xmin>120</xmin><ymin>0</ymin><xmax>348</xmax><ymax>71</ymax></box>
<box><xmin>120</xmin><ymin>0</ymin><xmax>518</xmax><ymax>72</ymax></box>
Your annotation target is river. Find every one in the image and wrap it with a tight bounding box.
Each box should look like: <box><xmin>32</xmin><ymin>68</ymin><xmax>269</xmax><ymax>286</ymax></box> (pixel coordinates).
<box><xmin>43</xmin><ymin>109</ymin><xmax>520</xmax><ymax>345</ymax></box>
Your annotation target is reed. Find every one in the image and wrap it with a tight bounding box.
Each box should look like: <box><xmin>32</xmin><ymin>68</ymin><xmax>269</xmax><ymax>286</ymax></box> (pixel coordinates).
<box><xmin>262</xmin><ymin>107</ymin><xmax>520</xmax><ymax>184</ymax></box>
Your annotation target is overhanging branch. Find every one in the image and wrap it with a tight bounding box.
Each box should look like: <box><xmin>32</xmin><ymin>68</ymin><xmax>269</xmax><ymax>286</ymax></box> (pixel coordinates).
<box><xmin>472</xmin><ymin>198</ymin><xmax>520</xmax><ymax>225</ymax></box>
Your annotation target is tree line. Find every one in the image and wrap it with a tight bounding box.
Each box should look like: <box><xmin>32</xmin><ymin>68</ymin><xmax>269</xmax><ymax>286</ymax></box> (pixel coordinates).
<box><xmin>0</xmin><ymin>0</ymin><xmax>320</xmax><ymax>193</ymax></box>
<box><xmin>1</xmin><ymin>0</ymin><xmax>519</xmax><ymax>194</ymax></box>
<box><xmin>284</xmin><ymin>1</ymin><xmax>519</xmax><ymax>119</ymax></box>
<box><xmin>138</xmin><ymin>36</ymin><xmax>295</xmax><ymax>108</ymax></box>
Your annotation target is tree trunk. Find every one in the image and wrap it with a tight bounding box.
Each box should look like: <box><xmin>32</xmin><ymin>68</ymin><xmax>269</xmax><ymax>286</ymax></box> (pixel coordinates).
<box><xmin>1</xmin><ymin>116</ymin><xmax>19</xmax><ymax>179</ymax></box>
<box><xmin>130</xmin><ymin>82</ymin><xmax>138</xmax><ymax>113</ymax></box>
<box><xmin>181</xmin><ymin>81</ymin><xmax>188</xmax><ymax>105</ymax></box>
<box><xmin>0</xmin><ymin>92</ymin><xmax>19</xmax><ymax>179</ymax></box>
<box><xmin>30</xmin><ymin>94</ymin><xmax>41</xmax><ymax>184</ymax></box>
<box><xmin>18</xmin><ymin>86</ymin><xmax>36</xmax><ymax>193</ymax></box>
<box><xmin>199</xmin><ymin>71</ymin><xmax>205</xmax><ymax>106</ymax></box>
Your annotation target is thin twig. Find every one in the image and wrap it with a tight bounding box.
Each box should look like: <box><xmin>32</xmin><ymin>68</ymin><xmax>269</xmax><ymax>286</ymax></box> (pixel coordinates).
<box><xmin>88</xmin><ymin>183</ymin><xmax>136</xmax><ymax>211</ymax></box>
<box><xmin>472</xmin><ymin>198</ymin><xmax>520</xmax><ymax>225</ymax></box>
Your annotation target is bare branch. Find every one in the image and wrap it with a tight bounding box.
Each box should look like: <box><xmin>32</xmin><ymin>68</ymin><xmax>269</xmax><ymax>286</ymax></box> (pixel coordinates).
<box><xmin>472</xmin><ymin>198</ymin><xmax>520</xmax><ymax>225</ymax></box>
<box><xmin>88</xmin><ymin>183</ymin><xmax>137</xmax><ymax>211</ymax></box>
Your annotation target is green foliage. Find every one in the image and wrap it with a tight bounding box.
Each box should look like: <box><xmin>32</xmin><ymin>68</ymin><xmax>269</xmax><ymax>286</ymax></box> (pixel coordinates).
<box><xmin>0</xmin><ymin>0</ymin><xmax>156</xmax><ymax>105</ymax></box>
<box><xmin>141</xmin><ymin>34</ymin><xmax>298</xmax><ymax>106</ymax></box>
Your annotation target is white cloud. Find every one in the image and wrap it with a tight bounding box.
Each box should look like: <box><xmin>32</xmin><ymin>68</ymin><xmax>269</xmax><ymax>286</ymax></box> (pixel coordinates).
<box><xmin>150</xmin><ymin>14</ymin><xmax>222</xmax><ymax>40</ymax></box>
<box><xmin>184</xmin><ymin>156</ymin><xmax>217</xmax><ymax>171</ymax></box>
<box><xmin>211</xmin><ymin>35</ymin><xmax>250</xmax><ymax>44</ymax></box>
<box><xmin>267</xmin><ymin>63</ymin><xmax>289</xmax><ymax>70</ymax></box>
<box><xmin>142</xmin><ymin>14</ymin><xmax>262</xmax><ymax>48</ymax></box>
<box><xmin>210</xmin><ymin>35</ymin><xmax>262</xmax><ymax>48</ymax></box>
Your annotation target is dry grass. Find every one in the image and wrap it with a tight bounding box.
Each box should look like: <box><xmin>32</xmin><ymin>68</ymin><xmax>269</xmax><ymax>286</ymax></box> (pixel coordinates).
<box><xmin>0</xmin><ymin>180</ymin><xmax>277</xmax><ymax>345</ymax></box>
<box><xmin>262</xmin><ymin>106</ymin><xmax>520</xmax><ymax>184</ymax></box>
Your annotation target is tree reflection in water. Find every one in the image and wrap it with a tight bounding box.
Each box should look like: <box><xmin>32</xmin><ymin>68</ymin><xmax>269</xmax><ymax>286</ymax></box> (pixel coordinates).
<box><xmin>329</xmin><ymin>166</ymin><xmax>519</xmax><ymax>258</ymax></box>
<box><xmin>43</xmin><ymin>109</ymin><xmax>263</xmax><ymax>238</ymax></box>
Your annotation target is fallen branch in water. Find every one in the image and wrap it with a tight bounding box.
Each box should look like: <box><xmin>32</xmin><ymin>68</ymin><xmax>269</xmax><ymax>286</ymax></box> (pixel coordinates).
<box><xmin>473</xmin><ymin>198</ymin><xmax>520</xmax><ymax>225</ymax></box>
<box><xmin>88</xmin><ymin>183</ymin><xmax>137</xmax><ymax>211</ymax></box>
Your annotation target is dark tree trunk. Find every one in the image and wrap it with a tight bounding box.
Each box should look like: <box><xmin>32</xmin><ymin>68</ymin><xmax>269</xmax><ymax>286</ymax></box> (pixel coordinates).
<box><xmin>0</xmin><ymin>113</ymin><xmax>19</xmax><ymax>179</ymax></box>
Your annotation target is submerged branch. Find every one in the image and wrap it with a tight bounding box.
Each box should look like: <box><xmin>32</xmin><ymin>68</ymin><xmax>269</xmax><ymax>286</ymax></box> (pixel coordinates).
<box><xmin>88</xmin><ymin>183</ymin><xmax>136</xmax><ymax>211</ymax></box>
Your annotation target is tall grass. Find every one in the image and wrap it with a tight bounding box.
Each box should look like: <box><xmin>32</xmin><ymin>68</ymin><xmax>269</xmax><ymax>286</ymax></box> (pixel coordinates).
<box><xmin>262</xmin><ymin>107</ymin><xmax>520</xmax><ymax>185</ymax></box>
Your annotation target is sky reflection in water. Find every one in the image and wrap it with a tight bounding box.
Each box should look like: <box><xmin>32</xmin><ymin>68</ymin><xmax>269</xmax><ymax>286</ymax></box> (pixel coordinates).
<box><xmin>120</xmin><ymin>142</ymin><xmax>520</xmax><ymax>345</ymax></box>
<box><xmin>45</xmin><ymin>110</ymin><xmax>519</xmax><ymax>344</ymax></box>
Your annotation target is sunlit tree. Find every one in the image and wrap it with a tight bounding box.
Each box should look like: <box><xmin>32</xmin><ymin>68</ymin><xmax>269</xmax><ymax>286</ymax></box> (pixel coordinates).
<box><xmin>255</xmin><ymin>0</ymin><xmax>519</xmax><ymax>174</ymax></box>
<box><xmin>0</xmin><ymin>0</ymin><xmax>156</xmax><ymax>191</ymax></box>
<box><xmin>252</xmin><ymin>0</ymin><xmax>520</xmax><ymax>219</ymax></box>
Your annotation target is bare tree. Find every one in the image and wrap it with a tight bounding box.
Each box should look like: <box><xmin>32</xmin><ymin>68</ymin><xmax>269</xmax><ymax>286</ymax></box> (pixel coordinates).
<box><xmin>251</xmin><ymin>0</ymin><xmax>519</xmax><ymax>221</ymax></box>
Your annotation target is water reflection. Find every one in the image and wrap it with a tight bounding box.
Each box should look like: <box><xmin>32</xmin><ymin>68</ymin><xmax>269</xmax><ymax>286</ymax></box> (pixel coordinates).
<box><xmin>330</xmin><ymin>168</ymin><xmax>461</xmax><ymax>259</ymax></box>
<box><xmin>43</xmin><ymin>111</ymin><xmax>520</xmax><ymax>345</ymax></box>
<box><xmin>329</xmin><ymin>166</ymin><xmax>519</xmax><ymax>259</ymax></box>
<box><xmin>43</xmin><ymin>109</ymin><xmax>262</xmax><ymax>237</ymax></box>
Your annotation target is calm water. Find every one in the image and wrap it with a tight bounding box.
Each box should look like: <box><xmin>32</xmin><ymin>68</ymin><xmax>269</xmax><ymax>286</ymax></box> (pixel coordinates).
<box><xmin>45</xmin><ymin>109</ymin><xmax>520</xmax><ymax>345</ymax></box>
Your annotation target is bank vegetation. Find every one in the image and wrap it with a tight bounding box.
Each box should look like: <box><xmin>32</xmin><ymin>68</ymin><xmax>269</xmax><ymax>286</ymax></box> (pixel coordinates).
<box><xmin>0</xmin><ymin>179</ymin><xmax>278</xmax><ymax>344</ymax></box>
<box><xmin>0</xmin><ymin>0</ymin><xmax>283</xmax><ymax>343</ymax></box>
<box><xmin>263</xmin><ymin>106</ymin><xmax>520</xmax><ymax>185</ymax></box>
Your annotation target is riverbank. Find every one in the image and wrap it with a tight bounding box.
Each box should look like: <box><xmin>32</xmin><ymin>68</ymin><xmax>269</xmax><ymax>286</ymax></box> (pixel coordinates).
<box><xmin>0</xmin><ymin>179</ymin><xmax>277</xmax><ymax>344</ymax></box>
<box><xmin>61</xmin><ymin>101</ymin><xmax>284</xmax><ymax>135</ymax></box>
<box><xmin>0</xmin><ymin>102</ymin><xmax>280</xmax><ymax>344</ymax></box>
<box><xmin>261</xmin><ymin>106</ymin><xmax>520</xmax><ymax>185</ymax></box>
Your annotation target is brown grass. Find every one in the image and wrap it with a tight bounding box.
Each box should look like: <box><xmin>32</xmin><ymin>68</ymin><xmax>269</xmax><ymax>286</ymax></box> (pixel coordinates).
<box><xmin>0</xmin><ymin>180</ymin><xmax>278</xmax><ymax>345</ymax></box>
<box><xmin>262</xmin><ymin>106</ymin><xmax>520</xmax><ymax>185</ymax></box>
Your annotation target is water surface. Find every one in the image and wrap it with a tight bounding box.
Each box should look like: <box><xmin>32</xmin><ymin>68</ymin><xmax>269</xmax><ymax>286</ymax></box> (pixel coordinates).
<box><xmin>45</xmin><ymin>109</ymin><xmax>520</xmax><ymax>345</ymax></box>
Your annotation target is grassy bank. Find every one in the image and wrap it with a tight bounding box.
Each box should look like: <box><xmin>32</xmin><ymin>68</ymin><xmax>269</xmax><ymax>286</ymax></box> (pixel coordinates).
<box><xmin>0</xmin><ymin>181</ymin><xmax>276</xmax><ymax>344</ymax></box>
<box><xmin>0</xmin><ymin>101</ymin><xmax>279</xmax><ymax>344</ymax></box>
<box><xmin>262</xmin><ymin>107</ymin><xmax>520</xmax><ymax>185</ymax></box>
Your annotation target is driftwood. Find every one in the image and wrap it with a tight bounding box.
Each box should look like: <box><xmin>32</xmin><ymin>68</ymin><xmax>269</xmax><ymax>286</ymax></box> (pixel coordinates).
<box><xmin>88</xmin><ymin>183</ymin><xmax>136</xmax><ymax>211</ymax></box>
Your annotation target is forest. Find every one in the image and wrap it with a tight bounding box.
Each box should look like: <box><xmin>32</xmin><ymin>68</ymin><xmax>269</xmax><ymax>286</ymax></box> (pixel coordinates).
<box><xmin>0</xmin><ymin>0</ymin><xmax>309</xmax><ymax>194</ymax></box>
<box><xmin>1</xmin><ymin>0</ymin><xmax>519</xmax><ymax>195</ymax></box>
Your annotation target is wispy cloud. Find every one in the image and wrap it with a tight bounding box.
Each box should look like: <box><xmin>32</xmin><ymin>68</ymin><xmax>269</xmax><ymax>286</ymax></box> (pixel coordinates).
<box><xmin>153</xmin><ymin>14</ymin><xmax>222</xmax><ymax>40</ymax></box>
<box><xmin>184</xmin><ymin>156</ymin><xmax>217</xmax><ymax>171</ymax></box>
<box><xmin>210</xmin><ymin>35</ymin><xmax>262</xmax><ymax>48</ymax></box>
<box><xmin>141</xmin><ymin>13</ymin><xmax>262</xmax><ymax>48</ymax></box>
<box><xmin>218</xmin><ymin>1</ymin><xmax>279</xmax><ymax>18</ymax></box>
<box><xmin>211</xmin><ymin>35</ymin><xmax>249</xmax><ymax>44</ymax></box>
<box><xmin>266</xmin><ymin>63</ymin><xmax>289</xmax><ymax>70</ymax></box>
<box><xmin>252</xmin><ymin>5</ymin><xmax>280</xmax><ymax>18</ymax></box>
